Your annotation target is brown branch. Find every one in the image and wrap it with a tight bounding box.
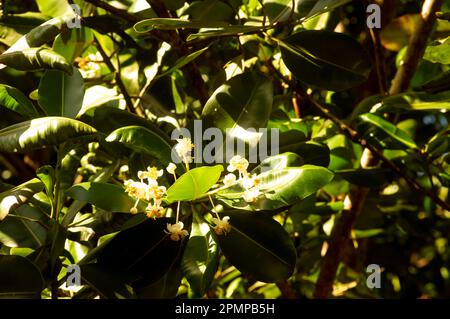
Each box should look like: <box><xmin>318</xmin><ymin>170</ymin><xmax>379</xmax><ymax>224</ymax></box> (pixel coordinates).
<box><xmin>94</xmin><ymin>37</ymin><xmax>144</xmax><ymax>116</ymax></box>
<box><xmin>313</xmin><ymin>0</ymin><xmax>444</xmax><ymax>298</ymax></box>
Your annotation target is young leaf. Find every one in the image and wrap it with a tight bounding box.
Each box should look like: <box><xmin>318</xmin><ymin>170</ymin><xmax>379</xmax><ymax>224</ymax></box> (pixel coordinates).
<box><xmin>215</xmin><ymin>211</ymin><xmax>296</xmax><ymax>282</ymax></box>
<box><xmin>166</xmin><ymin>165</ymin><xmax>224</xmax><ymax>203</ymax></box>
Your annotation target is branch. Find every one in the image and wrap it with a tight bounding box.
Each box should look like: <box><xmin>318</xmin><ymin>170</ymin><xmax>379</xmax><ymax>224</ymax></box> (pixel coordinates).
<box><xmin>94</xmin><ymin>37</ymin><xmax>144</xmax><ymax>116</ymax></box>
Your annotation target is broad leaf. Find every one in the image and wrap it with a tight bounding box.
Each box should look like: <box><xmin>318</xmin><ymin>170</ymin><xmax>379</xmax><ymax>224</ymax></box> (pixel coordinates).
<box><xmin>357</xmin><ymin>113</ymin><xmax>419</xmax><ymax>150</ymax></box>
<box><xmin>0</xmin><ymin>255</ymin><xmax>44</xmax><ymax>298</ymax></box>
<box><xmin>105</xmin><ymin>125</ymin><xmax>176</xmax><ymax>166</ymax></box>
<box><xmin>215</xmin><ymin>211</ymin><xmax>296</xmax><ymax>282</ymax></box>
<box><xmin>0</xmin><ymin>178</ymin><xmax>44</xmax><ymax>221</ymax></box>
<box><xmin>0</xmin><ymin>84</ymin><xmax>39</xmax><ymax>118</ymax></box>
<box><xmin>0</xmin><ymin>48</ymin><xmax>72</xmax><ymax>74</ymax></box>
<box><xmin>38</xmin><ymin>68</ymin><xmax>85</xmax><ymax>118</ymax></box>
<box><xmin>279</xmin><ymin>30</ymin><xmax>371</xmax><ymax>91</ymax></box>
<box><xmin>0</xmin><ymin>204</ymin><xmax>48</xmax><ymax>249</ymax></box>
<box><xmin>0</xmin><ymin>117</ymin><xmax>97</xmax><ymax>153</ymax></box>
<box><xmin>65</xmin><ymin>182</ymin><xmax>146</xmax><ymax>213</ymax></box>
<box><xmin>181</xmin><ymin>212</ymin><xmax>219</xmax><ymax>296</ymax></box>
<box><xmin>97</xmin><ymin>218</ymin><xmax>184</xmax><ymax>283</ymax></box>
<box><xmin>166</xmin><ymin>165</ymin><xmax>224</xmax><ymax>202</ymax></box>
<box><xmin>218</xmin><ymin>165</ymin><xmax>334</xmax><ymax>210</ymax></box>
<box><xmin>202</xmin><ymin>72</ymin><xmax>273</xmax><ymax>151</ymax></box>
<box><xmin>374</xmin><ymin>91</ymin><xmax>450</xmax><ymax>113</ymax></box>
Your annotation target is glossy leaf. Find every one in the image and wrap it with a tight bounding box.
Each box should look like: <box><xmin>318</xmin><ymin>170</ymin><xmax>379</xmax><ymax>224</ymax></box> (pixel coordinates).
<box><xmin>38</xmin><ymin>68</ymin><xmax>85</xmax><ymax>118</ymax></box>
<box><xmin>218</xmin><ymin>165</ymin><xmax>334</xmax><ymax>210</ymax></box>
<box><xmin>336</xmin><ymin>168</ymin><xmax>391</xmax><ymax>187</ymax></box>
<box><xmin>0</xmin><ymin>178</ymin><xmax>44</xmax><ymax>221</ymax></box>
<box><xmin>0</xmin><ymin>48</ymin><xmax>72</xmax><ymax>74</ymax></box>
<box><xmin>0</xmin><ymin>84</ymin><xmax>39</xmax><ymax>118</ymax></box>
<box><xmin>357</xmin><ymin>113</ymin><xmax>419</xmax><ymax>150</ymax></box>
<box><xmin>0</xmin><ymin>204</ymin><xmax>48</xmax><ymax>249</ymax></box>
<box><xmin>181</xmin><ymin>212</ymin><xmax>219</xmax><ymax>296</ymax></box>
<box><xmin>134</xmin><ymin>18</ymin><xmax>229</xmax><ymax>32</ymax></box>
<box><xmin>279</xmin><ymin>30</ymin><xmax>371</xmax><ymax>91</ymax></box>
<box><xmin>375</xmin><ymin>91</ymin><xmax>450</xmax><ymax>113</ymax></box>
<box><xmin>80</xmin><ymin>264</ymin><xmax>134</xmax><ymax>299</ymax></box>
<box><xmin>0</xmin><ymin>255</ymin><xmax>44</xmax><ymax>298</ymax></box>
<box><xmin>423</xmin><ymin>37</ymin><xmax>450</xmax><ymax>64</ymax></box>
<box><xmin>0</xmin><ymin>117</ymin><xmax>97</xmax><ymax>153</ymax></box>
<box><xmin>215</xmin><ymin>211</ymin><xmax>296</xmax><ymax>282</ymax></box>
<box><xmin>97</xmin><ymin>218</ymin><xmax>184</xmax><ymax>283</ymax></box>
<box><xmin>202</xmin><ymin>72</ymin><xmax>273</xmax><ymax>147</ymax></box>
<box><xmin>105</xmin><ymin>125</ymin><xmax>175</xmax><ymax>166</ymax></box>
<box><xmin>166</xmin><ymin>165</ymin><xmax>224</xmax><ymax>202</ymax></box>
<box><xmin>65</xmin><ymin>182</ymin><xmax>146</xmax><ymax>213</ymax></box>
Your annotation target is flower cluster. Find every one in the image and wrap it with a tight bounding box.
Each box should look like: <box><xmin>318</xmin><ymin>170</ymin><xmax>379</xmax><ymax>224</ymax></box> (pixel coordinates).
<box><xmin>124</xmin><ymin>166</ymin><xmax>166</xmax><ymax>218</ymax></box>
<box><xmin>175</xmin><ymin>137</ymin><xmax>194</xmax><ymax>164</ymax></box>
<box><xmin>224</xmin><ymin>155</ymin><xmax>261</xmax><ymax>203</ymax></box>
<box><xmin>77</xmin><ymin>53</ymin><xmax>102</xmax><ymax>78</ymax></box>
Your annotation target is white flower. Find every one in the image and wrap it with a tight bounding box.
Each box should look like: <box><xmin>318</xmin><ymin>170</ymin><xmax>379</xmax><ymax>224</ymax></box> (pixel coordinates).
<box><xmin>147</xmin><ymin>185</ymin><xmax>167</xmax><ymax>201</ymax></box>
<box><xmin>211</xmin><ymin>216</ymin><xmax>231</xmax><ymax>235</ymax></box>
<box><xmin>242</xmin><ymin>174</ymin><xmax>260</xmax><ymax>190</ymax></box>
<box><xmin>138</xmin><ymin>166</ymin><xmax>163</xmax><ymax>181</ymax></box>
<box><xmin>243</xmin><ymin>188</ymin><xmax>260</xmax><ymax>202</ymax></box>
<box><xmin>124</xmin><ymin>180</ymin><xmax>148</xmax><ymax>200</ymax></box>
<box><xmin>227</xmin><ymin>155</ymin><xmax>249</xmax><ymax>174</ymax></box>
<box><xmin>166</xmin><ymin>162</ymin><xmax>177</xmax><ymax>175</ymax></box>
<box><xmin>145</xmin><ymin>203</ymin><xmax>165</xmax><ymax>219</ymax></box>
<box><xmin>165</xmin><ymin>222</ymin><xmax>189</xmax><ymax>241</ymax></box>
<box><xmin>223</xmin><ymin>173</ymin><xmax>237</xmax><ymax>187</ymax></box>
<box><xmin>175</xmin><ymin>138</ymin><xmax>194</xmax><ymax>163</ymax></box>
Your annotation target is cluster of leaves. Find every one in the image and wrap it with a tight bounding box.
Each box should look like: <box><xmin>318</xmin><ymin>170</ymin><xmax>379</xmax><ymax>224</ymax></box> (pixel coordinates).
<box><xmin>0</xmin><ymin>0</ymin><xmax>449</xmax><ymax>299</ymax></box>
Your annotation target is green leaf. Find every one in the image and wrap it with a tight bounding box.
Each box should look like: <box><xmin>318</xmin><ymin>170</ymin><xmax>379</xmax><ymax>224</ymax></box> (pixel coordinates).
<box><xmin>52</xmin><ymin>27</ymin><xmax>94</xmax><ymax>63</ymax></box>
<box><xmin>423</xmin><ymin>37</ymin><xmax>450</xmax><ymax>64</ymax></box>
<box><xmin>36</xmin><ymin>0</ymin><xmax>72</xmax><ymax>17</ymax></box>
<box><xmin>105</xmin><ymin>125</ymin><xmax>175</xmax><ymax>166</ymax></box>
<box><xmin>0</xmin><ymin>255</ymin><xmax>44</xmax><ymax>298</ymax></box>
<box><xmin>215</xmin><ymin>211</ymin><xmax>296</xmax><ymax>282</ymax></box>
<box><xmin>38</xmin><ymin>68</ymin><xmax>85</xmax><ymax>118</ymax></box>
<box><xmin>251</xmin><ymin>152</ymin><xmax>304</xmax><ymax>174</ymax></box>
<box><xmin>0</xmin><ymin>48</ymin><xmax>72</xmax><ymax>74</ymax></box>
<box><xmin>336</xmin><ymin>168</ymin><xmax>391</xmax><ymax>187</ymax></box>
<box><xmin>80</xmin><ymin>264</ymin><xmax>134</xmax><ymax>299</ymax></box>
<box><xmin>36</xmin><ymin>166</ymin><xmax>55</xmax><ymax>202</ymax></box>
<box><xmin>97</xmin><ymin>218</ymin><xmax>184</xmax><ymax>283</ymax></box>
<box><xmin>0</xmin><ymin>204</ymin><xmax>48</xmax><ymax>249</ymax></box>
<box><xmin>181</xmin><ymin>212</ymin><xmax>219</xmax><ymax>296</ymax></box>
<box><xmin>0</xmin><ymin>84</ymin><xmax>39</xmax><ymax>118</ymax></box>
<box><xmin>0</xmin><ymin>117</ymin><xmax>97</xmax><ymax>153</ymax></box>
<box><xmin>186</xmin><ymin>25</ymin><xmax>266</xmax><ymax>41</ymax></box>
<box><xmin>134</xmin><ymin>18</ymin><xmax>229</xmax><ymax>32</ymax></box>
<box><xmin>166</xmin><ymin>165</ymin><xmax>224</xmax><ymax>203</ymax></box>
<box><xmin>0</xmin><ymin>178</ymin><xmax>44</xmax><ymax>221</ymax></box>
<box><xmin>279</xmin><ymin>30</ymin><xmax>371</xmax><ymax>91</ymax></box>
<box><xmin>186</xmin><ymin>0</ymin><xmax>234</xmax><ymax>21</ymax></box>
<box><xmin>301</xmin><ymin>0</ymin><xmax>352</xmax><ymax>20</ymax></box>
<box><xmin>218</xmin><ymin>165</ymin><xmax>334</xmax><ymax>210</ymax></box>
<box><xmin>374</xmin><ymin>91</ymin><xmax>450</xmax><ymax>113</ymax></box>
<box><xmin>155</xmin><ymin>46</ymin><xmax>209</xmax><ymax>79</ymax></box>
<box><xmin>0</xmin><ymin>16</ymin><xmax>74</xmax><ymax>67</ymax></box>
<box><xmin>202</xmin><ymin>72</ymin><xmax>273</xmax><ymax>149</ymax></box>
<box><xmin>357</xmin><ymin>113</ymin><xmax>419</xmax><ymax>150</ymax></box>
<box><xmin>65</xmin><ymin>182</ymin><xmax>146</xmax><ymax>213</ymax></box>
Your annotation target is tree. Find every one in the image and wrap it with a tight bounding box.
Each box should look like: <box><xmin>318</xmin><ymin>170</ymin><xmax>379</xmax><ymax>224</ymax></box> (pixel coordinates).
<box><xmin>0</xmin><ymin>0</ymin><xmax>449</xmax><ymax>299</ymax></box>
